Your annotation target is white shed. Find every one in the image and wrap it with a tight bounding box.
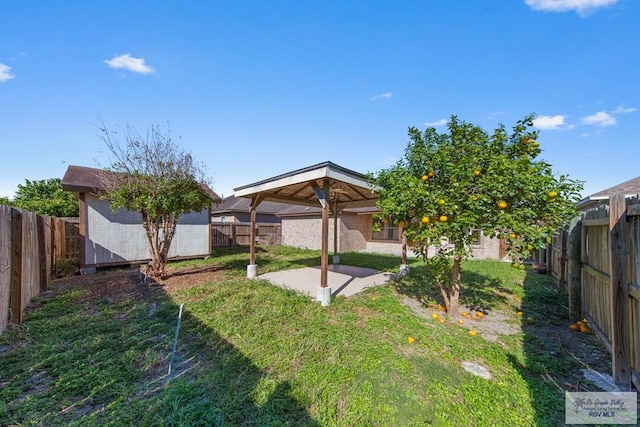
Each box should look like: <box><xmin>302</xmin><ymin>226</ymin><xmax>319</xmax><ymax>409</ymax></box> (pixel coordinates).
<box><xmin>62</xmin><ymin>165</ymin><xmax>221</xmax><ymax>273</ymax></box>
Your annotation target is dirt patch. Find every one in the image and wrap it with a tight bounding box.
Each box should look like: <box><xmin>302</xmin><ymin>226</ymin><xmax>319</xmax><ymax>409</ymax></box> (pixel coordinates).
<box><xmin>400</xmin><ymin>292</ymin><xmax>613</xmax><ymax>392</ymax></box>
<box><xmin>42</xmin><ymin>264</ymin><xmax>228</xmax><ymax>308</ymax></box>
<box><xmin>401</xmin><ymin>295</ymin><xmax>519</xmax><ymax>342</ymax></box>
<box><xmin>161</xmin><ymin>264</ymin><xmax>227</xmax><ymax>294</ymax></box>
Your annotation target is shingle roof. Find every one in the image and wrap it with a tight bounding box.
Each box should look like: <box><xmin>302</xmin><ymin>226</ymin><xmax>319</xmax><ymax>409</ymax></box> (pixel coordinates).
<box><xmin>576</xmin><ymin>175</ymin><xmax>640</xmax><ymax>210</ymax></box>
<box><xmin>61</xmin><ymin>165</ymin><xmax>222</xmax><ymax>203</ymax></box>
<box><xmin>212</xmin><ymin>196</ymin><xmax>292</xmax><ymax>215</ymax></box>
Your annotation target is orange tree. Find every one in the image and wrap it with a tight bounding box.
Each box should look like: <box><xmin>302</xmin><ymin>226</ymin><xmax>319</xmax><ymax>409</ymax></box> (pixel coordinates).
<box><xmin>374</xmin><ymin>115</ymin><xmax>582</xmax><ymax>315</ymax></box>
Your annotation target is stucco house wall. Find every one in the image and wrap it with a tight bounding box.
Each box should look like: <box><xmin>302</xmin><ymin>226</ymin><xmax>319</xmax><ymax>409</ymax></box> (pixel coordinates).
<box><xmin>83</xmin><ymin>194</ymin><xmax>210</xmax><ymax>267</ymax></box>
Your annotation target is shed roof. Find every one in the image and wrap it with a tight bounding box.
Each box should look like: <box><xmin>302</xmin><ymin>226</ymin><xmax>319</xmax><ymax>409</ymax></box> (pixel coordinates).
<box><xmin>576</xmin><ymin>175</ymin><xmax>640</xmax><ymax>211</ymax></box>
<box><xmin>61</xmin><ymin>165</ymin><xmax>222</xmax><ymax>203</ymax></box>
<box><xmin>233</xmin><ymin>161</ymin><xmax>379</xmax><ymax>209</ymax></box>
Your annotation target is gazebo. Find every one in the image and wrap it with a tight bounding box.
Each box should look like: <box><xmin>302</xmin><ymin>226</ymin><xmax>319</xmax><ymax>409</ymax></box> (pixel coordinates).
<box><xmin>233</xmin><ymin>161</ymin><xmax>382</xmax><ymax>305</ymax></box>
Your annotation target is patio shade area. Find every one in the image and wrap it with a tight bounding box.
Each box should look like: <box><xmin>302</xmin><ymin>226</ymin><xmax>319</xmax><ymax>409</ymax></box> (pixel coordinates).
<box><xmin>233</xmin><ymin>161</ymin><xmax>384</xmax><ymax>305</ymax></box>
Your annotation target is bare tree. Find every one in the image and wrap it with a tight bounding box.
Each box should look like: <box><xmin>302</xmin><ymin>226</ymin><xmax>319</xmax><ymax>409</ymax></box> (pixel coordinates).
<box><xmin>97</xmin><ymin>122</ymin><xmax>213</xmax><ymax>278</ymax></box>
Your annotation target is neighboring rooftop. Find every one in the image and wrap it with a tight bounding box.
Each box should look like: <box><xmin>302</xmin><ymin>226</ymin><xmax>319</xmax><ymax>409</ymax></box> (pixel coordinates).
<box><xmin>212</xmin><ymin>195</ymin><xmax>292</xmax><ymax>215</ymax></box>
<box><xmin>576</xmin><ymin>175</ymin><xmax>640</xmax><ymax>211</ymax></box>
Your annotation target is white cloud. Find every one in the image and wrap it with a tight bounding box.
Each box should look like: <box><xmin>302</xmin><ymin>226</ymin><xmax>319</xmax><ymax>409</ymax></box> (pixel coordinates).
<box><xmin>370</xmin><ymin>92</ymin><xmax>392</xmax><ymax>101</ymax></box>
<box><xmin>582</xmin><ymin>111</ymin><xmax>616</xmax><ymax>127</ymax></box>
<box><xmin>533</xmin><ymin>115</ymin><xmax>567</xmax><ymax>130</ymax></box>
<box><xmin>104</xmin><ymin>54</ymin><xmax>154</xmax><ymax>74</ymax></box>
<box><xmin>424</xmin><ymin>119</ymin><xmax>447</xmax><ymax>127</ymax></box>
<box><xmin>525</xmin><ymin>0</ymin><xmax>617</xmax><ymax>15</ymax></box>
<box><xmin>0</xmin><ymin>63</ymin><xmax>15</xmax><ymax>82</ymax></box>
<box><xmin>611</xmin><ymin>105</ymin><xmax>637</xmax><ymax>114</ymax></box>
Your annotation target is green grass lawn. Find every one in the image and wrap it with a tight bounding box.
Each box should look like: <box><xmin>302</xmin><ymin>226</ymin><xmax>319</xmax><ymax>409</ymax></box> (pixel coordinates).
<box><xmin>0</xmin><ymin>245</ymin><xmax>612</xmax><ymax>426</ymax></box>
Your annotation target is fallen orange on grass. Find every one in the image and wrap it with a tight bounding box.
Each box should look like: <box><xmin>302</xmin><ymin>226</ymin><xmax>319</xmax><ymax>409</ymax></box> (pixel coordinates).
<box><xmin>517</xmin><ymin>311</ymin><xmax>524</xmax><ymax>317</ymax></box>
<box><xmin>431</xmin><ymin>313</ymin><xmax>439</xmax><ymax>319</ymax></box>
<box><xmin>457</xmin><ymin>319</ymin><xmax>464</xmax><ymax>325</ymax></box>
<box><xmin>476</xmin><ymin>312</ymin><xmax>484</xmax><ymax>318</ymax></box>
<box><xmin>580</xmin><ymin>325</ymin><xmax>591</xmax><ymax>334</ymax></box>
<box><xmin>407</xmin><ymin>336</ymin><xmax>416</xmax><ymax>344</ymax></box>
<box><xmin>469</xmin><ymin>330</ymin><xmax>477</xmax><ymax>336</ymax></box>
<box><xmin>570</xmin><ymin>323</ymin><xmax>580</xmax><ymax>331</ymax></box>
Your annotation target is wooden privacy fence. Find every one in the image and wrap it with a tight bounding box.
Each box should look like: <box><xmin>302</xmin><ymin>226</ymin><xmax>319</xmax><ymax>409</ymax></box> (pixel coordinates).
<box><xmin>558</xmin><ymin>195</ymin><xmax>640</xmax><ymax>389</ymax></box>
<box><xmin>211</xmin><ymin>223</ymin><xmax>281</xmax><ymax>247</ymax></box>
<box><xmin>0</xmin><ymin>206</ymin><xmax>80</xmax><ymax>335</ymax></box>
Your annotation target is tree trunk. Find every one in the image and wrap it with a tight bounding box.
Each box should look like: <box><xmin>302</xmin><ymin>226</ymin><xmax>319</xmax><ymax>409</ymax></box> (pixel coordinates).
<box><xmin>448</xmin><ymin>254</ymin><xmax>462</xmax><ymax>316</ymax></box>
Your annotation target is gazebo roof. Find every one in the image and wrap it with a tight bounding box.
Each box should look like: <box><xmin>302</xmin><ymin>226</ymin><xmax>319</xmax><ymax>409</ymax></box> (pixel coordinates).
<box><xmin>233</xmin><ymin>161</ymin><xmax>379</xmax><ymax>209</ymax></box>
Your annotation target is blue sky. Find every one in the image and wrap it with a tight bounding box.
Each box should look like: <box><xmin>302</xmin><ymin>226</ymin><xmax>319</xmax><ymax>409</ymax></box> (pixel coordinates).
<box><xmin>1</xmin><ymin>0</ymin><xmax>638</xmax><ymax>200</ymax></box>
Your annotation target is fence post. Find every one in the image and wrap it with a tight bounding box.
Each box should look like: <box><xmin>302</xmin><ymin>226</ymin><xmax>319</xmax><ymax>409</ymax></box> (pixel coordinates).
<box><xmin>567</xmin><ymin>217</ymin><xmax>582</xmax><ymax>322</ymax></box>
<box><xmin>609</xmin><ymin>194</ymin><xmax>631</xmax><ymax>386</ymax></box>
<box><xmin>558</xmin><ymin>229</ymin><xmax>568</xmax><ymax>290</ymax></box>
<box><xmin>10</xmin><ymin>208</ymin><xmax>23</xmax><ymax>324</ymax></box>
<box><xmin>37</xmin><ymin>215</ymin><xmax>47</xmax><ymax>292</ymax></box>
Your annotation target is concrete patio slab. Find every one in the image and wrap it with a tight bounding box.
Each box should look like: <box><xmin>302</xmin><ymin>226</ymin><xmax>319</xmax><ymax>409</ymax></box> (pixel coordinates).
<box><xmin>258</xmin><ymin>264</ymin><xmax>395</xmax><ymax>298</ymax></box>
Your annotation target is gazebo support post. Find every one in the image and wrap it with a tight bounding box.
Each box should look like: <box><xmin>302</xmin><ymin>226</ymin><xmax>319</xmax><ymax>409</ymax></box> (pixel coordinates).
<box><xmin>247</xmin><ymin>194</ymin><xmax>264</xmax><ymax>279</ymax></box>
<box><xmin>332</xmin><ymin>196</ymin><xmax>340</xmax><ymax>265</ymax></box>
<box><xmin>313</xmin><ymin>179</ymin><xmax>332</xmax><ymax>306</ymax></box>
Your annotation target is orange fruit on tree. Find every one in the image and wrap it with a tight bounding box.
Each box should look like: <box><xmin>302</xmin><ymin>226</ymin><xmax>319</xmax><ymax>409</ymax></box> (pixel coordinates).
<box><xmin>438</xmin><ymin>199</ymin><xmax>446</xmax><ymax>205</ymax></box>
<box><xmin>428</xmin><ymin>170</ymin><xmax>435</xmax><ymax>177</ymax></box>
<box><xmin>471</xmin><ymin>195</ymin><xmax>479</xmax><ymax>201</ymax></box>
<box><xmin>421</xmin><ymin>175</ymin><xmax>428</xmax><ymax>181</ymax></box>
<box><xmin>532</xmin><ymin>141</ymin><xmax>540</xmax><ymax>147</ymax></box>
<box><xmin>576</xmin><ymin>320</ymin><xmax>585</xmax><ymax>326</ymax></box>
<box><xmin>509</xmin><ymin>233</ymin><xmax>517</xmax><ymax>239</ymax></box>
<box><xmin>398</xmin><ymin>221</ymin><xmax>405</xmax><ymax>228</ymax></box>
<box><xmin>473</xmin><ymin>169</ymin><xmax>481</xmax><ymax>176</ymax></box>
<box><xmin>421</xmin><ymin>216</ymin><xmax>430</xmax><ymax>224</ymax></box>
<box><xmin>497</xmin><ymin>200</ymin><xmax>508</xmax><ymax>209</ymax></box>
<box><xmin>547</xmin><ymin>190</ymin><xmax>558</xmax><ymax>199</ymax></box>
<box><xmin>517</xmin><ymin>311</ymin><xmax>524</xmax><ymax>317</ymax></box>
<box><xmin>580</xmin><ymin>325</ymin><xmax>591</xmax><ymax>334</ymax></box>
<box><xmin>524</xmin><ymin>138</ymin><xmax>532</xmax><ymax>144</ymax></box>
<box><xmin>439</xmin><ymin>215</ymin><xmax>448</xmax><ymax>222</ymax></box>
<box><xmin>570</xmin><ymin>323</ymin><xmax>580</xmax><ymax>331</ymax></box>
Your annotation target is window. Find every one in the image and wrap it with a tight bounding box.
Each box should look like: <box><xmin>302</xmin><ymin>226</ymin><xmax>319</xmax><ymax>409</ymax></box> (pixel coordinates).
<box><xmin>470</xmin><ymin>229</ymin><xmax>483</xmax><ymax>246</ymax></box>
<box><xmin>372</xmin><ymin>222</ymin><xmax>400</xmax><ymax>241</ymax></box>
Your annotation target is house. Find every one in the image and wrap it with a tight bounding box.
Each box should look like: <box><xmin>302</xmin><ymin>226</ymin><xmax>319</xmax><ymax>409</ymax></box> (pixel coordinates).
<box><xmin>211</xmin><ymin>195</ymin><xmax>290</xmax><ymax>224</ymax></box>
<box><xmin>276</xmin><ymin>205</ymin><xmax>505</xmax><ymax>260</ymax></box>
<box><xmin>61</xmin><ymin>165</ymin><xmax>221</xmax><ymax>273</ymax></box>
<box><xmin>576</xmin><ymin>175</ymin><xmax>640</xmax><ymax>211</ymax></box>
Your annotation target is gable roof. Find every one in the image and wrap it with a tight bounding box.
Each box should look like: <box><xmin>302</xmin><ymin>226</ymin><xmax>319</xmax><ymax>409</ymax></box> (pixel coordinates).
<box><xmin>234</xmin><ymin>161</ymin><xmax>379</xmax><ymax>209</ymax></box>
<box><xmin>212</xmin><ymin>196</ymin><xmax>291</xmax><ymax>215</ymax></box>
<box><xmin>61</xmin><ymin>165</ymin><xmax>222</xmax><ymax>203</ymax></box>
<box><xmin>576</xmin><ymin>176</ymin><xmax>640</xmax><ymax>211</ymax></box>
